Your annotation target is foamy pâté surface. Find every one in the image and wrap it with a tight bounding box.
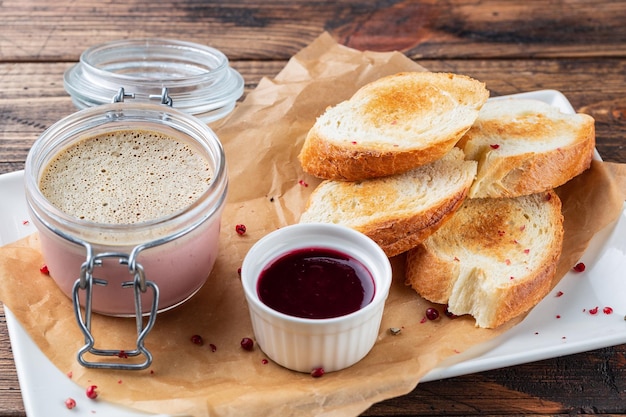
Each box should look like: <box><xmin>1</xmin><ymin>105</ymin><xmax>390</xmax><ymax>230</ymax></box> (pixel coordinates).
<box><xmin>39</xmin><ymin>129</ymin><xmax>212</xmax><ymax>224</ymax></box>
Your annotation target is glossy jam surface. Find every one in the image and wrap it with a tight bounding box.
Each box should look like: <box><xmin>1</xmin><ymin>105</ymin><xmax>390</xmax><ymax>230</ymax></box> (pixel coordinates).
<box><xmin>257</xmin><ymin>247</ymin><xmax>375</xmax><ymax>319</ymax></box>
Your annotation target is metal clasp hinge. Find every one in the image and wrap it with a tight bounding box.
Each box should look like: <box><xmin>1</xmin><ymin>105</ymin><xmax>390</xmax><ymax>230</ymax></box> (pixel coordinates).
<box><xmin>72</xmin><ymin>251</ymin><xmax>159</xmax><ymax>370</ymax></box>
<box><xmin>112</xmin><ymin>87</ymin><xmax>173</xmax><ymax>107</ymax></box>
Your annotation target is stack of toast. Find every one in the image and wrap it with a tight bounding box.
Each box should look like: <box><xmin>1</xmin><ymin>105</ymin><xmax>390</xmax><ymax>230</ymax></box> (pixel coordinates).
<box><xmin>298</xmin><ymin>71</ymin><xmax>596</xmax><ymax>328</ymax></box>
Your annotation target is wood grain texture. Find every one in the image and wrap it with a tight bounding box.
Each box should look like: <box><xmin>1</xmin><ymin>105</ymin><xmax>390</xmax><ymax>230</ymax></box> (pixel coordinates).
<box><xmin>0</xmin><ymin>306</ymin><xmax>23</xmax><ymax>417</ymax></box>
<box><xmin>1</xmin><ymin>0</ymin><xmax>626</xmax><ymax>416</ymax></box>
<box><xmin>2</xmin><ymin>0</ymin><xmax>626</xmax><ymax>61</ymax></box>
<box><xmin>2</xmin><ymin>59</ymin><xmax>626</xmax><ymax>174</ymax></box>
<box><xmin>365</xmin><ymin>345</ymin><xmax>626</xmax><ymax>415</ymax></box>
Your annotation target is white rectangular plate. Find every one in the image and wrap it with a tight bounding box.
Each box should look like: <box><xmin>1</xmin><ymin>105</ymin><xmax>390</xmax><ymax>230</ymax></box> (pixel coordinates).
<box><xmin>2</xmin><ymin>90</ymin><xmax>625</xmax><ymax>416</ymax></box>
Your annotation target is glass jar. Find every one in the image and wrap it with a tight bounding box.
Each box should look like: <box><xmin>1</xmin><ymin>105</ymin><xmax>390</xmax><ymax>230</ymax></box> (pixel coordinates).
<box><xmin>24</xmin><ymin>101</ymin><xmax>228</xmax><ymax>369</ymax></box>
<box><xmin>64</xmin><ymin>38</ymin><xmax>244</xmax><ymax>123</ymax></box>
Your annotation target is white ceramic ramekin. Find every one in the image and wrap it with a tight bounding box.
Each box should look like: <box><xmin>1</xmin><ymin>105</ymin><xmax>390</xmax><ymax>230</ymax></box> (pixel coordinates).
<box><xmin>241</xmin><ymin>223</ymin><xmax>392</xmax><ymax>373</ymax></box>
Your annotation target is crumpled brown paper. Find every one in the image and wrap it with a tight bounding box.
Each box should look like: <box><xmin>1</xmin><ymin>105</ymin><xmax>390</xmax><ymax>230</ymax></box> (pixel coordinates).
<box><xmin>1</xmin><ymin>32</ymin><xmax>625</xmax><ymax>417</ymax></box>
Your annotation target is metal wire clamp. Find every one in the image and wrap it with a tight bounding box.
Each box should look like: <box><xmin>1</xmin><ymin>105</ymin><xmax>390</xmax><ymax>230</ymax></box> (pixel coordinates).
<box><xmin>72</xmin><ymin>245</ymin><xmax>159</xmax><ymax>370</ymax></box>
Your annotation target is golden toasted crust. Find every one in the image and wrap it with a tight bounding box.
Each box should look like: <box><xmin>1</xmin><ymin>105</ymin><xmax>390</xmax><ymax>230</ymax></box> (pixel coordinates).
<box><xmin>299</xmin><ymin>148</ymin><xmax>477</xmax><ymax>257</ymax></box>
<box><xmin>459</xmin><ymin>99</ymin><xmax>596</xmax><ymax>198</ymax></box>
<box><xmin>298</xmin><ymin>72</ymin><xmax>489</xmax><ymax>181</ymax></box>
<box><xmin>405</xmin><ymin>190</ymin><xmax>564</xmax><ymax>328</ymax></box>
<box><xmin>404</xmin><ymin>244</ymin><xmax>459</xmax><ymax>303</ymax></box>
<box><xmin>487</xmin><ymin>260</ymin><xmax>558</xmax><ymax>329</ymax></box>
<box><xmin>359</xmin><ymin>185</ymin><xmax>469</xmax><ymax>257</ymax></box>
<box><xmin>298</xmin><ymin>134</ymin><xmax>460</xmax><ymax>181</ymax></box>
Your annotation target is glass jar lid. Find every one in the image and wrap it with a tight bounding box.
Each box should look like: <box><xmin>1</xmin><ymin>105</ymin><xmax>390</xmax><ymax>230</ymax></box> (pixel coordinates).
<box><xmin>64</xmin><ymin>38</ymin><xmax>244</xmax><ymax>123</ymax></box>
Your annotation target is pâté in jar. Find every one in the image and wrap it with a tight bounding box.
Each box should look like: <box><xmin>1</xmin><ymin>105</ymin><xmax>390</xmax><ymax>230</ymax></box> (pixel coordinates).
<box><xmin>24</xmin><ymin>38</ymin><xmax>243</xmax><ymax>370</ymax></box>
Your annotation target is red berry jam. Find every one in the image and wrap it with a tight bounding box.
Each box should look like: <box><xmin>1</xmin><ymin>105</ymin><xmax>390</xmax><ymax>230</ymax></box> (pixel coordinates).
<box><xmin>257</xmin><ymin>247</ymin><xmax>375</xmax><ymax>319</ymax></box>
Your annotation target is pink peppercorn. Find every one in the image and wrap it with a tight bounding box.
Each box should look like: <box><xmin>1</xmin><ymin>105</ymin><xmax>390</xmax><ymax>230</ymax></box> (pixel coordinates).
<box><xmin>65</xmin><ymin>398</ymin><xmax>76</xmax><ymax>409</ymax></box>
<box><xmin>85</xmin><ymin>385</ymin><xmax>98</xmax><ymax>400</ymax></box>
<box><xmin>190</xmin><ymin>334</ymin><xmax>204</xmax><ymax>346</ymax></box>
<box><xmin>425</xmin><ymin>307</ymin><xmax>439</xmax><ymax>321</ymax></box>
<box><xmin>240</xmin><ymin>337</ymin><xmax>254</xmax><ymax>351</ymax></box>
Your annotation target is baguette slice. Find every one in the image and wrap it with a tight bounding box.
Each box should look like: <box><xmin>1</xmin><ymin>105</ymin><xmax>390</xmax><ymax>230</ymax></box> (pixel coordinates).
<box><xmin>405</xmin><ymin>190</ymin><xmax>564</xmax><ymax>328</ymax></box>
<box><xmin>299</xmin><ymin>148</ymin><xmax>477</xmax><ymax>257</ymax></box>
<box><xmin>458</xmin><ymin>98</ymin><xmax>595</xmax><ymax>198</ymax></box>
<box><xmin>298</xmin><ymin>72</ymin><xmax>489</xmax><ymax>181</ymax></box>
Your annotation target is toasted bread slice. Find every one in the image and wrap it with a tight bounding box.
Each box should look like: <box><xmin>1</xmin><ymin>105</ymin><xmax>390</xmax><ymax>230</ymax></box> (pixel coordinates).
<box><xmin>298</xmin><ymin>72</ymin><xmax>489</xmax><ymax>181</ymax></box>
<box><xmin>299</xmin><ymin>148</ymin><xmax>477</xmax><ymax>257</ymax></box>
<box><xmin>405</xmin><ymin>190</ymin><xmax>564</xmax><ymax>328</ymax></box>
<box><xmin>458</xmin><ymin>98</ymin><xmax>595</xmax><ymax>198</ymax></box>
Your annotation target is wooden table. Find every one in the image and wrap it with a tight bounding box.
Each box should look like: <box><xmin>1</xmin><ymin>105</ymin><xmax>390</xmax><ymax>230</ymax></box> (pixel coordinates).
<box><xmin>1</xmin><ymin>1</ymin><xmax>625</xmax><ymax>415</ymax></box>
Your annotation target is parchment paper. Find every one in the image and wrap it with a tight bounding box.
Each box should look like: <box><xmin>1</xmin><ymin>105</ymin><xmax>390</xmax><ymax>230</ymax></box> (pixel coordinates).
<box><xmin>1</xmin><ymin>32</ymin><xmax>625</xmax><ymax>417</ymax></box>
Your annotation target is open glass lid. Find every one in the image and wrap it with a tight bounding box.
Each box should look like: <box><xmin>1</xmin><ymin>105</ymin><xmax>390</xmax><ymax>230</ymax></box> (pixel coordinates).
<box><xmin>64</xmin><ymin>38</ymin><xmax>244</xmax><ymax>123</ymax></box>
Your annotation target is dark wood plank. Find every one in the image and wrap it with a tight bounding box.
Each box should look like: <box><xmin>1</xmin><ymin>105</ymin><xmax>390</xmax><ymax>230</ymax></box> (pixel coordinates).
<box><xmin>0</xmin><ymin>60</ymin><xmax>286</xmax><ymax>174</ymax></box>
<box><xmin>2</xmin><ymin>57</ymin><xmax>626</xmax><ymax>175</ymax></box>
<box><xmin>2</xmin><ymin>0</ymin><xmax>626</xmax><ymax>61</ymax></box>
<box><xmin>0</xmin><ymin>306</ymin><xmax>24</xmax><ymax>417</ymax></box>
<box><xmin>364</xmin><ymin>345</ymin><xmax>626</xmax><ymax>416</ymax></box>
